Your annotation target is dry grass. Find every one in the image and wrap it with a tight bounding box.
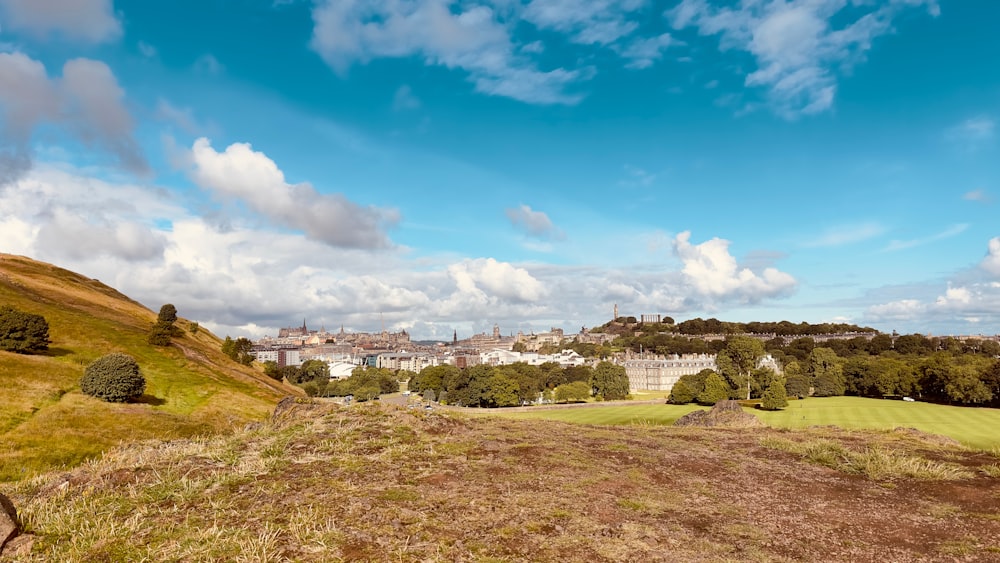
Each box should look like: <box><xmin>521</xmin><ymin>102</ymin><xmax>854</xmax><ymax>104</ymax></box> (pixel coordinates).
<box><xmin>759</xmin><ymin>435</ymin><xmax>973</xmax><ymax>480</ymax></box>
<box><xmin>6</xmin><ymin>401</ymin><xmax>1000</xmax><ymax>562</ymax></box>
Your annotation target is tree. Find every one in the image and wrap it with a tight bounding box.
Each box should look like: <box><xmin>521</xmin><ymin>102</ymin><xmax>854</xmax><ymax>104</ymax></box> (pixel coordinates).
<box><xmin>718</xmin><ymin>336</ymin><xmax>765</xmax><ymax>400</ymax></box>
<box><xmin>554</xmin><ymin>381</ymin><xmax>591</xmax><ymax>403</ymax></box>
<box><xmin>511</xmin><ymin>341</ymin><xmax>527</xmax><ymax>353</ymax></box>
<box><xmin>590</xmin><ymin>361</ymin><xmax>630</xmax><ymax>400</ymax></box>
<box><xmin>761</xmin><ymin>373</ymin><xmax>788</xmax><ymax>410</ymax></box>
<box><xmin>157</xmin><ymin>304</ymin><xmax>178</xmax><ymax>324</ymax></box>
<box><xmin>697</xmin><ymin>372</ymin><xmax>730</xmax><ymax>405</ymax></box>
<box><xmin>149</xmin><ymin>304</ymin><xmax>181</xmax><ymax>346</ymax></box>
<box><xmin>223</xmin><ymin>336</ymin><xmax>254</xmax><ymax>365</ymax></box>
<box><xmin>808</xmin><ymin>348</ymin><xmax>845</xmax><ymax>397</ymax></box>
<box><xmin>0</xmin><ymin>305</ymin><xmax>50</xmax><ymax>353</ymax></box>
<box><xmin>80</xmin><ymin>353</ymin><xmax>146</xmax><ymax>403</ymax></box>
<box><xmin>262</xmin><ymin>360</ymin><xmax>281</xmax><ymax>381</ymax></box>
<box><xmin>669</xmin><ymin>369</ymin><xmax>710</xmax><ymax>404</ymax></box>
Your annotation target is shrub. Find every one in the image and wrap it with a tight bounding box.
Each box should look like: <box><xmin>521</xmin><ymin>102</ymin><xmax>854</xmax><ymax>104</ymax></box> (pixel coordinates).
<box><xmin>0</xmin><ymin>305</ymin><xmax>50</xmax><ymax>353</ymax></box>
<box><xmin>80</xmin><ymin>353</ymin><xmax>146</xmax><ymax>403</ymax></box>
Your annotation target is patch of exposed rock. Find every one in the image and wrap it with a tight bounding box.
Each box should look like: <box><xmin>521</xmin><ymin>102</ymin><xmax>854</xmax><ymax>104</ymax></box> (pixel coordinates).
<box><xmin>673</xmin><ymin>400</ymin><xmax>764</xmax><ymax>428</ymax></box>
<box><xmin>0</xmin><ymin>492</ymin><xmax>31</xmax><ymax>559</ymax></box>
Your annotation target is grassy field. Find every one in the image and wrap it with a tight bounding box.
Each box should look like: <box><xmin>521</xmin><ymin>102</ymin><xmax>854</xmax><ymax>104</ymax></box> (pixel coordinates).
<box><xmin>495</xmin><ymin>396</ymin><xmax>1000</xmax><ymax>449</ymax></box>
<box><xmin>0</xmin><ymin>253</ymin><xmax>291</xmax><ymax>481</ymax></box>
<box><xmin>8</xmin><ymin>400</ymin><xmax>1000</xmax><ymax>561</ymax></box>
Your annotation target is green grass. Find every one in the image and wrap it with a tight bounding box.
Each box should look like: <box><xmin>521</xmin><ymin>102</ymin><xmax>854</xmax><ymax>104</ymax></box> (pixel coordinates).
<box><xmin>494</xmin><ymin>396</ymin><xmax>1000</xmax><ymax>449</ymax></box>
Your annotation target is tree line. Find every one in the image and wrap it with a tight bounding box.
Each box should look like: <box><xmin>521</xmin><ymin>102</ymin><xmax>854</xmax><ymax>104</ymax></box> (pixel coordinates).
<box><xmin>667</xmin><ymin>333</ymin><xmax>1000</xmax><ymax>407</ymax></box>
<box><xmin>408</xmin><ymin>361</ymin><xmax>630</xmax><ymax>408</ymax></box>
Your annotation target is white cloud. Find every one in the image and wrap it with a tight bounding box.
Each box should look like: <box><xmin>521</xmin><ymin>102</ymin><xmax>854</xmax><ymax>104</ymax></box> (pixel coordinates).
<box><xmin>188</xmin><ymin>138</ymin><xmax>399</xmax><ymax>249</ymax></box>
<box><xmin>0</xmin><ymin>0</ymin><xmax>121</xmax><ymax>43</ymax></box>
<box><xmin>310</xmin><ymin>0</ymin><xmax>584</xmax><ymax>105</ymax></box>
<box><xmin>802</xmin><ymin>222</ymin><xmax>886</xmax><ymax>247</ymax></box>
<box><xmin>618</xmin><ymin>164</ymin><xmax>656</xmax><ymax>187</ymax></box>
<box><xmin>963</xmin><ymin>189</ymin><xmax>990</xmax><ymax>203</ymax></box>
<box><xmin>947</xmin><ymin>115</ymin><xmax>995</xmax><ymax>147</ymax></box>
<box><xmin>392</xmin><ymin>84</ymin><xmax>421</xmax><ymax>111</ymax></box>
<box><xmin>137</xmin><ymin>41</ymin><xmax>158</xmax><ymax>58</ymax></box>
<box><xmin>505</xmin><ymin>204</ymin><xmax>561</xmax><ymax>239</ymax></box>
<box><xmin>667</xmin><ymin>0</ymin><xmax>938</xmax><ymax>118</ymax></box>
<box><xmin>883</xmin><ymin>223</ymin><xmax>968</xmax><ymax>252</ymax></box>
<box><xmin>522</xmin><ymin>0</ymin><xmax>644</xmax><ymax>45</ymax></box>
<box><xmin>448</xmin><ymin>257</ymin><xmax>547</xmax><ymax>303</ymax></box>
<box><xmin>673</xmin><ymin>230</ymin><xmax>796</xmax><ymax>303</ymax></box>
<box><xmin>194</xmin><ymin>54</ymin><xmax>224</xmax><ymax>75</ymax></box>
<box><xmin>0</xmin><ymin>164</ymin><xmax>804</xmax><ymax>340</ymax></box>
<box><xmin>983</xmin><ymin>237</ymin><xmax>1000</xmax><ymax>277</ymax></box>
<box><xmin>865</xmin><ymin>237</ymin><xmax>1000</xmax><ymax>329</ymax></box>
<box><xmin>618</xmin><ymin>33</ymin><xmax>679</xmax><ymax>69</ymax></box>
<box><xmin>0</xmin><ymin>52</ymin><xmax>147</xmax><ymax>184</ymax></box>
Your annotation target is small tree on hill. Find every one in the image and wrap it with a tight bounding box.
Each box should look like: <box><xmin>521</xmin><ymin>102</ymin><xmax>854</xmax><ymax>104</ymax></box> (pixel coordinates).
<box><xmin>0</xmin><ymin>305</ymin><xmax>50</xmax><ymax>353</ymax></box>
<box><xmin>148</xmin><ymin>304</ymin><xmax>181</xmax><ymax>346</ymax></box>
<box><xmin>80</xmin><ymin>353</ymin><xmax>146</xmax><ymax>403</ymax></box>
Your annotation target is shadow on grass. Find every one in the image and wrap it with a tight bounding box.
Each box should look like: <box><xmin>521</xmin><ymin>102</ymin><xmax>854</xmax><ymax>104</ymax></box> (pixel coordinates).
<box><xmin>41</xmin><ymin>347</ymin><xmax>73</xmax><ymax>357</ymax></box>
<box><xmin>134</xmin><ymin>394</ymin><xmax>167</xmax><ymax>406</ymax></box>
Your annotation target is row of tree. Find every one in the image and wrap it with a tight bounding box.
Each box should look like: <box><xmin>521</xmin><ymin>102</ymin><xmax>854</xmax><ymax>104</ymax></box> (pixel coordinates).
<box><xmin>593</xmin><ymin>317</ymin><xmax>875</xmax><ymax>337</ymax></box>
<box><xmin>665</xmin><ymin>334</ymin><xmax>1000</xmax><ymax>407</ymax></box>
<box><xmin>408</xmin><ymin>361</ymin><xmax>630</xmax><ymax>408</ymax></box>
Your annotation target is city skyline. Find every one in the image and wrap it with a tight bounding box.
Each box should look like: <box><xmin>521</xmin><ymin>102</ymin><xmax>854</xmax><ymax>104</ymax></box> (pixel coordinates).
<box><xmin>0</xmin><ymin>1</ymin><xmax>998</xmax><ymax>340</ymax></box>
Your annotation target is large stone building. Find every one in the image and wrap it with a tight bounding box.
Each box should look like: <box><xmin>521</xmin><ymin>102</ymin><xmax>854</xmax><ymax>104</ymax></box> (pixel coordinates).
<box><xmin>624</xmin><ymin>354</ymin><xmax>718</xmax><ymax>392</ymax></box>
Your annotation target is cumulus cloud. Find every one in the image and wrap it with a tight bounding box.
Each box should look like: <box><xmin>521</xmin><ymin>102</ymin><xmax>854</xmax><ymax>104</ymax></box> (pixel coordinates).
<box><xmin>505</xmin><ymin>204</ymin><xmax>562</xmax><ymax>239</ymax></box>
<box><xmin>188</xmin><ymin>138</ymin><xmax>399</xmax><ymax>249</ymax></box>
<box><xmin>0</xmin><ymin>52</ymin><xmax>147</xmax><ymax>184</ymax></box>
<box><xmin>0</xmin><ymin>0</ymin><xmax>121</xmax><ymax>43</ymax></box>
<box><xmin>448</xmin><ymin>257</ymin><xmax>547</xmax><ymax>303</ymax></box>
<box><xmin>310</xmin><ymin>0</ymin><xmax>583</xmax><ymax>105</ymax></box>
<box><xmin>0</xmin><ymin>164</ymin><xmax>806</xmax><ymax>340</ymax></box>
<box><xmin>35</xmin><ymin>208</ymin><xmax>165</xmax><ymax>261</ymax></box>
<box><xmin>668</xmin><ymin>0</ymin><xmax>939</xmax><ymax>118</ymax></box>
<box><xmin>865</xmin><ymin>238</ymin><xmax>1000</xmax><ymax>329</ymax></box>
<box><xmin>673</xmin><ymin>231</ymin><xmax>796</xmax><ymax>303</ymax></box>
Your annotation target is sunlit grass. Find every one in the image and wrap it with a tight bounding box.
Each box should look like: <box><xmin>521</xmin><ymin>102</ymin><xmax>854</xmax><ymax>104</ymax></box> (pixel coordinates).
<box><xmin>1</xmin><ymin>253</ymin><xmax>289</xmax><ymax>481</ymax></box>
<box><xmin>492</xmin><ymin>396</ymin><xmax>1000</xmax><ymax>449</ymax></box>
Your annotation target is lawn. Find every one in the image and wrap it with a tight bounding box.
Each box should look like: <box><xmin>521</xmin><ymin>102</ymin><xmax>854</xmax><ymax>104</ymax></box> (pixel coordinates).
<box><xmin>494</xmin><ymin>396</ymin><xmax>1000</xmax><ymax>450</ymax></box>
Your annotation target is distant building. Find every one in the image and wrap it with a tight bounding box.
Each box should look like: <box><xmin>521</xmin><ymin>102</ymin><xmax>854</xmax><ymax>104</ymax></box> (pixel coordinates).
<box><xmin>624</xmin><ymin>354</ymin><xmax>717</xmax><ymax>392</ymax></box>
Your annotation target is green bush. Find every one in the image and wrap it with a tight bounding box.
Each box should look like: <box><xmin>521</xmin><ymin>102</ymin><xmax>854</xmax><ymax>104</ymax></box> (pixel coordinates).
<box><xmin>80</xmin><ymin>353</ymin><xmax>146</xmax><ymax>403</ymax></box>
<box><xmin>0</xmin><ymin>305</ymin><xmax>50</xmax><ymax>353</ymax></box>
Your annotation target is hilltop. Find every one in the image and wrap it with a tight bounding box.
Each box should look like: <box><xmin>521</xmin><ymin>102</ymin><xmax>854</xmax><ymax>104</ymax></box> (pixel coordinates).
<box><xmin>0</xmin><ymin>253</ymin><xmax>293</xmax><ymax>481</ymax></box>
<box><xmin>5</xmin><ymin>400</ymin><xmax>1000</xmax><ymax>561</ymax></box>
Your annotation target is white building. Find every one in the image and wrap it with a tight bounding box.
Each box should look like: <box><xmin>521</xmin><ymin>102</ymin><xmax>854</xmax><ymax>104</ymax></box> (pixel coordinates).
<box><xmin>624</xmin><ymin>354</ymin><xmax>717</xmax><ymax>392</ymax></box>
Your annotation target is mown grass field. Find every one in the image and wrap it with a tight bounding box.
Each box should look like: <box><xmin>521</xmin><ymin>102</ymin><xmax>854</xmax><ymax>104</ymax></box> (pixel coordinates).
<box><xmin>495</xmin><ymin>396</ymin><xmax>1000</xmax><ymax>449</ymax></box>
<box><xmin>0</xmin><ymin>253</ymin><xmax>291</xmax><ymax>481</ymax></box>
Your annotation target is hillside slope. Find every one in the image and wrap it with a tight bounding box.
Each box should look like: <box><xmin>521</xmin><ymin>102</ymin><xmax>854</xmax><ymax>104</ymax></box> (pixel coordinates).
<box><xmin>6</xmin><ymin>400</ymin><xmax>1000</xmax><ymax>561</ymax></box>
<box><xmin>0</xmin><ymin>253</ymin><xmax>293</xmax><ymax>481</ymax></box>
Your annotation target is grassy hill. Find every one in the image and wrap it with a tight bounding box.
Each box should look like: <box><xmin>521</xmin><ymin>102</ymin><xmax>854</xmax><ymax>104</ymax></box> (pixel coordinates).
<box><xmin>6</xmin><ymin>400</ymin><xmax>1000</xmax><ymax>561</ymax></box>
<box><xmin>0</xmin><ymin>253</ymin><xmax>293</xmax><ymax>481</ymax></box>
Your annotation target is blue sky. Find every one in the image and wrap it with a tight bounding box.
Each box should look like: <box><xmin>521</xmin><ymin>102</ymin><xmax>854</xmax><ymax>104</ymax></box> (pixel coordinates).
<box><xmin>1</xmin><ymin>0</ymin><xmax>998</xmax><ymax>340</ymax></box>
